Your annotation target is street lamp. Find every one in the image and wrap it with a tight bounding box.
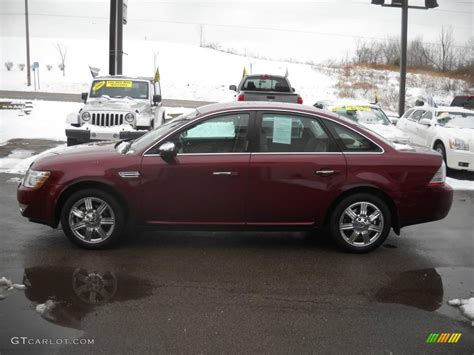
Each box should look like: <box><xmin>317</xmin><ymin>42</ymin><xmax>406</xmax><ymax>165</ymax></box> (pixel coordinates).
<box><xmin>371</xmin><ymin>0</ymin><xmax>439</xmax><ymax>117</ymax></box>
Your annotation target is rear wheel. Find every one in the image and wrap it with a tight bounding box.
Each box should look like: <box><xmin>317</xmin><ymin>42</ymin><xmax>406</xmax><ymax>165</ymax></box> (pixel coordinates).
<box><xmin>329</xmin><ymin>193</ymin><xmax>391</xmax><ymax>253</ymax></box>
<box><xmin>61</xmin><ymin>189</ymin><xmax>125</xmax><ymax>249</ymax></box>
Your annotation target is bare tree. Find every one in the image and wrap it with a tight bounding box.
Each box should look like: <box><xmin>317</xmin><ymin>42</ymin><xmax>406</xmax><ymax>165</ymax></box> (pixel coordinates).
<box><xmin>438</xmin><ymin>26</ymin><xmax>454</xmax><ymax>72</ymax></box>
<box><xmin>55</xmin><ymin>43</ymin><xmax>67</xmax><ymax>76</ymax></box>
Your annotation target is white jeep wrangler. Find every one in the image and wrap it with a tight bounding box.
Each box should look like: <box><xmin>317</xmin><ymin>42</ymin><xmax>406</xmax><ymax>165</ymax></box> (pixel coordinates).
<box><xmin>66</xmin><ymin>76</ymin><xmax>165</xmax><ymax>146</ymax></box>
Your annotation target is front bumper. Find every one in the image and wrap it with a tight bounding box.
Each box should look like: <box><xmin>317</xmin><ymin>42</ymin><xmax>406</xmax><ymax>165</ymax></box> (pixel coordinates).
<box><xmin>17</xmin><ymin>182</ymin><xmax>64</xmax><ymax>227</ymax></box>
<box><xmin>446</xmin><ymin>148</ymin><xmax>474</xmax><ymax>171</ymax></box>
<box><xmin>66</xmin><ymin>126</ymin><xmax>147</xmax><ymax>144</ymax></box>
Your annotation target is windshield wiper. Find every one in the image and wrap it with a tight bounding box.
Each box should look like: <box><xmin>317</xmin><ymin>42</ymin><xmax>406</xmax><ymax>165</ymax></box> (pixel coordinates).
<box><xmin>100</xmin><ymin>95</ymin><xmax>111</xmax><ymax>100</ymax></box>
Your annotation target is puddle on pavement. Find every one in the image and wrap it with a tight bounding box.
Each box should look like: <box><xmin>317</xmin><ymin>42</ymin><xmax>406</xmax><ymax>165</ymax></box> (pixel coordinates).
<box><xmin>0</xmin><ymin>265</ymin><xmax>152</xmax><ymax>345</ymax></box>
<box><xmin>375</xmin><ymin>267</ymin><xmax>474</xmax><ymax>324</ymax></box>
<box><xmin>23</xmin><ymin>266</ymin><xmax>153</xmax><ymax>329</ymax></box>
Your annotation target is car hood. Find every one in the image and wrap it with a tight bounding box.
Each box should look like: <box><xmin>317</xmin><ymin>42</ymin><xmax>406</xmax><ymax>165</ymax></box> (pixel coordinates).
<box><xmin>84</xmin><ymin>100</ymin><xmax>149</xmax><ymax>113</ymax></box>
<box><xmin>437</xmin><ymin>126</ymin><xmax>474</xmax><ymax>141</ymax></box>
<box><xmin>31</xmin><ymin>142</ymin><xmax>121</xmax><ymax>170</ymax></box>
<box><xmin>361</xmin><ymin>123</ymin><xmax>410</xmax><ymax>143</ymax></box>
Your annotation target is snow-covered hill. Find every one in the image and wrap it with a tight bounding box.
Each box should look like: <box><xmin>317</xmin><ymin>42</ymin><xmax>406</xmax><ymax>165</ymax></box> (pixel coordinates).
<box><xmin>1</xmin><ymin>37</ymin><xmax>469</xmax><ymax>110</ymax></box>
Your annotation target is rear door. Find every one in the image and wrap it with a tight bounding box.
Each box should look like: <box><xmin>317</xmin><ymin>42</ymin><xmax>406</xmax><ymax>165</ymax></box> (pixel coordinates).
<box><xmin>247</xmin><ymin>111</ymin><xmax>346</xmax><ymax>226</ymax></box>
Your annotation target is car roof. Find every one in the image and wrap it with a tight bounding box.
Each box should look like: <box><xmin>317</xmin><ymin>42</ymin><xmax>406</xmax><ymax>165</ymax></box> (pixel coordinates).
<box><xmin>195</xmin><ymin>101</ymin><xmax>330</xmax><ymax>116</ymax></box>
<box><xmin>436</xmin><ymin>105</ymin><xmax>473</xmax><ymax>113</ymax></box>
<box><xmin>93</xmin><ymin>75</ymin><xmax>153</xmax><ymax>81</ymax></box>
<box><xmin>316</xmin><ymin>99</ymin><xmax>381</xmax><ymax>109</ymax></box>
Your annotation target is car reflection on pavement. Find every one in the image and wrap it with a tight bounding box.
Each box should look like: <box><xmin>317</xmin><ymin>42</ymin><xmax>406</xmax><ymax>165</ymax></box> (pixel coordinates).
<box><xmin>23</xmin><ymin>266</ymin><xmax>153</xmax><ymax>330</ymax></box>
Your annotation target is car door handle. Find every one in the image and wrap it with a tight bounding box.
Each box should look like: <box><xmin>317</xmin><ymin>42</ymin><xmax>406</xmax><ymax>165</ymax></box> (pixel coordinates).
<box><xmin>315</xmin><ymin>169</ymin><xmax>337</xmax><ymax>176</ymax></box>
<box><xmin>212</xmin><ymin>171</ymin><xmax>238</xmax><ymax>176</ymax></box>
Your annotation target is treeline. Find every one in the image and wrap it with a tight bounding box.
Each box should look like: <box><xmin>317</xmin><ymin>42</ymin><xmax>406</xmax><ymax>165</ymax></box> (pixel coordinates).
<box><xmin>353</xmin><ymin>27</ymin><xmax>473</xmax><ymax>75</ymax></box>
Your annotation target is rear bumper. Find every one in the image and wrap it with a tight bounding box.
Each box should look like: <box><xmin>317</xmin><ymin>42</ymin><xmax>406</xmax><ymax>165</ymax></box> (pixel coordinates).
<box><xmin>396</xmin><ymin>184</ymin><xmax>453</xmax><ymax>228</ymax></box>
<box><xmin>65</xmin><ymin>128</ymin><xmax>146</xmax><ymax>144</ymax></box>
<box><xmin>17</xmin><ymin>183</ymin><xmax>63</xmax><ymax>227</ymax></box>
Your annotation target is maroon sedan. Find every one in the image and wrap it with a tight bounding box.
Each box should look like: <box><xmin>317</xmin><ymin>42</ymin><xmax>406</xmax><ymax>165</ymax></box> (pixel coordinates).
<box><xmin>18</xmin><ymin>102</ymin><xmax>453</xmax><ymax>252</ymax></box>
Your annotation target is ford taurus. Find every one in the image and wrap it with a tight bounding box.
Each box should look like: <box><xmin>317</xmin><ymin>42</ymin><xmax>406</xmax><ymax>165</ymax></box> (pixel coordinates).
<box><xmin>17</xmin><ymin>102</ymin><xmax>453</xmax><ymax>252</ymax></box>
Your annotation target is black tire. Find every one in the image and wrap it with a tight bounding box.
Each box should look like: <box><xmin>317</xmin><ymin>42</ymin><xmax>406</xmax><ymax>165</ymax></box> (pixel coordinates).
<box><xmin>67</xmin><ymin>137</ymin><xmax>79</xmax><ymax>146</ymax></box>
<box><xmin>434</xmin><ymin>142</ymin><xmax>447</xmax><ymax>165</ymax></box>
<box><xmin>329</xmin><ymin>193</ymin><xmax>391</xmax><ymax>253</ymax></box>
<box><xmin>61</xmin><ymin>189</ymin><xmax>125</xmax><ymax>249</ymax></box>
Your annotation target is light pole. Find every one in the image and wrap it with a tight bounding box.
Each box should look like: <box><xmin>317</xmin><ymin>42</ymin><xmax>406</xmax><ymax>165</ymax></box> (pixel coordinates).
<box><xmin>25</xmin><ymin>0</ymin><xmax>31</xmax><ymax>87</ymax></box>
<box><xmin>371</xmin><ymin>0</ymin><xmax>439</xmax><ymax>117</ymax></box>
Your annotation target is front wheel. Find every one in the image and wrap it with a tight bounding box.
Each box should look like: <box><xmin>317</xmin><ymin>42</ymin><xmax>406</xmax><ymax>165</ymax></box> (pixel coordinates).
<box><xmin>61</xmin><ymin>189</ymin><xmax>125</xmax><ymax>249</ymax></box>
<box><xmin>329</xmin><ymin>193</ymin><xmax>391</xmax><ymax>253</ymax></box>
<box><xmin>434</xmin><ymin>142</ymin><xmax>447</xmax><ymax>165</ymax></box>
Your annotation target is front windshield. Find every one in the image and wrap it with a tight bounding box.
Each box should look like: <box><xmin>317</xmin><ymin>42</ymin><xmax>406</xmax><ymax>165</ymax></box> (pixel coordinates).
<box><xmin>128</xmin><ymin>110</ymin><xmax>200</xmax><ymax>153</ymax></box>
<box><xmin>89</xmin><ymin>80</ymin><xmax>149</xmax><ymax>99</ymax></box>
<box><xmin>436</xmin><ymin>111</ymin><xmax>474</xmax><ymax>129</ymax></box>
<box><xmin>329</xmin><ymin>105</ymin><xmax>391</xmax><ymax>126</ymax></box>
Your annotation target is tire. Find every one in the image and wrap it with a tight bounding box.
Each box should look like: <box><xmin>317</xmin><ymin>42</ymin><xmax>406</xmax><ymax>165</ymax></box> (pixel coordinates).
<box><xmin>61</xmin><ymin>189</ymin><xmax>125</xmax><ymax>249</ymax></box>
<box><xmin>329</xmin><ymin>193</ymin><xmax>391</xmax><ymax>253</ymax></box>
<box><xmin>434</xmin><ymin>142</ymin><xmax>447</xmax><ymax>165</ymax></box>
<box><xmin>67</xmin><ymin>137</ymin><xmax>79</xmax><ymax>146</ymax></box>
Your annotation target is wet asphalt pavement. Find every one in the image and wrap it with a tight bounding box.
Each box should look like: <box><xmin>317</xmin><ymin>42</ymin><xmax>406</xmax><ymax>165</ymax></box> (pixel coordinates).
<box><xmin>0</xmin><ymin>149</ymin><xmax>473</xmax><ymax>353</ymax></box>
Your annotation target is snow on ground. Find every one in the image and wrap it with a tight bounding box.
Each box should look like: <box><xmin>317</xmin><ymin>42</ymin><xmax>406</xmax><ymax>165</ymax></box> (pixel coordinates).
<box><xmin>0</xmin><ymin>100</ymin><xmax>82</xmax><ymax>143</ymax></box>
<box><xmin>0</xmin><ymin>145</ymin><xmax>66</xmax><ymax>174</ymax></box>
<box><xmin>447</xmin><ymin>177</ymin><xmax>474</xmax><ymax>191</ymax></box>
<box><xmin>1</xmin><ymin>36</ymin><xmax>468</xmax><ymax>111</ymax></box>
<box><xmin>448</xmin><ymin>296</ymin><xmax>474</xmax><ymax>326</ymax></box>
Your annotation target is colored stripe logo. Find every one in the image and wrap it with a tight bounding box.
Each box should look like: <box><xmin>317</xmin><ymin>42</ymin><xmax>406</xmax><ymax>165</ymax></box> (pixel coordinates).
<box><xmin>426</xmin><ymin>333</ymin><xmax>462</xmax><ymax>344</ymax></box>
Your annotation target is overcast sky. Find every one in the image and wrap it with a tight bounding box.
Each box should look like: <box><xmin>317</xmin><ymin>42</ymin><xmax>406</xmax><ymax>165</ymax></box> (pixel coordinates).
<box><xmin>1</xmin><ymin>0</ymin><xmax>472</xmax><ymax>62</ymax></box>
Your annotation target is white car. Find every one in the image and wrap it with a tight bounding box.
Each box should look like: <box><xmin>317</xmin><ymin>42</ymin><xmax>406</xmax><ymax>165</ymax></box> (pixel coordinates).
<box><xmin>314</xmin><ymin>100</ymin><xmax>410</xmax><ymax>144</ymax></box>
<box><xmin>397</xmin><ymin>105</ymin><xmax>474</xmax><ymax>171</ymax></box>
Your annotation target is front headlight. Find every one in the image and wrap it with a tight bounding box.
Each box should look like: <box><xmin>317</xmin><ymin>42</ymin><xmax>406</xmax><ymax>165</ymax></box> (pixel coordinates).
<box><xmin>81</xmin><ymin>111</ymin><xmax>91</xmax><ymax>121</ymax></box>
<box><xmin>125</xmin><ymin>113</ymin><xmax>135</xmax><ymax>123</ymax></box>
<box><xmin>23</xmin><ymin>169</ymin><xmax>50</xmax><ymax>189</ymax></box>
<box><xmin>449</xmin><ymin>138</ymin><xmax>469</xmax><ymax>151</ymax></box>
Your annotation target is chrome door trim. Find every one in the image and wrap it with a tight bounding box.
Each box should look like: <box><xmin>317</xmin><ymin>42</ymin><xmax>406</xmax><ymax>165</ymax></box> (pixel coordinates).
<box><xmin>142</xmin><ymin>107</ymin><xmax>386</xmax><ymax>156</ymax></box>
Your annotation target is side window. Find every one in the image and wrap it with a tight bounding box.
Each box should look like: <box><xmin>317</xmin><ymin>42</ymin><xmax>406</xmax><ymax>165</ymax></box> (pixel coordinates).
<box><xmin>259</xmin><ymin>114</ymin><xmax>339</xmax><ymax>153</ymax></box>
<box><xmin>325</xmin><ymin>121</ymin><xmax>382</xmax><ymax>153</ymax></box>
<box><xmin>168</xmin><ymin>113</ymin><xmax>250</xmax><ymax>154</ymax></box>
<box><xmin>402</xmin><ymin>109</ymin><xmax>414</xmax><ymax>119</ymax></box>
<box><xmin>410</xmin><ymin>110</ymin><xmax>425</xmax><ymax>122</ymax></box>
<box><xmin>421</xmin><ymin>111</ymin><xmax>433</xmax><ymax>120</ymax></box>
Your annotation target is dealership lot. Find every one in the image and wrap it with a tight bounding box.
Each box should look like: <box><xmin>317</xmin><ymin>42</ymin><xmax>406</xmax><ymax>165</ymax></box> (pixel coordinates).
<box><xmin>1</xmin><ymin>170</ymin><xmax>473</xmax><ymax>353</ymax></box>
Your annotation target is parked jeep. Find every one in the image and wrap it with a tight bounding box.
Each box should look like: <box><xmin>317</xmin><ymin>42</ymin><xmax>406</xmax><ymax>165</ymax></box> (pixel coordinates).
<box><xmin>66</xmin><ymin>76</ymin><xmax>165</xmax><ymax>146</ymax></box>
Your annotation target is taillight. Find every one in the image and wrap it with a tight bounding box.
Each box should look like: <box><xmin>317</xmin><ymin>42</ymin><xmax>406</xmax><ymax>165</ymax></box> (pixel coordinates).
<box><xmin>428</xmin><ymin>161</ymin><xmax>446</xmax><ymax>186</ymax></box>
<box><xmin>237</xmin><ymin>94</ymin><xmax>244</xmax><ymax>101</ymax></box>
<box><xmin>297</xmin><ymin>96</ymin><xmax>303</xmax><ymax>104</ymax></box>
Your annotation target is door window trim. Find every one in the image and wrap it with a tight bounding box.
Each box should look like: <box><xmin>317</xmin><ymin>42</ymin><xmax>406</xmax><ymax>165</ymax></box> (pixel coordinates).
<box><xmin>143</xmin><ymin>110</ymin><xmax>256</xmax><ymax>156</ymax></box>
<box><xmin>143</xmin><ymin>108</ymin><xmax>385</xmax><ymax>156</ymax></box>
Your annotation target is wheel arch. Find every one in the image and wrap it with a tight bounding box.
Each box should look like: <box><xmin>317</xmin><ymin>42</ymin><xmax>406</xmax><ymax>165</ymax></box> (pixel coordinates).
<box><xmin>323</xmin><ymin>186</ymin><xmax>400</xmax><ymax>235</ymax></box>
<box><xmin>55</xmin><ymin>180</ymin><xmax>130</xmax><ymax>227</ymax></box>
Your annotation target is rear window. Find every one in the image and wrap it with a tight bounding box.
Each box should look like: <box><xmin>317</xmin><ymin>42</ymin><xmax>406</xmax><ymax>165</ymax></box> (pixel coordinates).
<box><xmin>242</xmin><ymin>76</ymin><xmax>291</xmax><ymax>92</ymax></box>
<box><xmin>325</xmin><ymin>121</ymin><xmax>382</xmax><ymax>153</ymax></box>
<box><xmin>451</xmin><ymin>96</ymin><xmax>474</xmax><ymax>110</ymax></box>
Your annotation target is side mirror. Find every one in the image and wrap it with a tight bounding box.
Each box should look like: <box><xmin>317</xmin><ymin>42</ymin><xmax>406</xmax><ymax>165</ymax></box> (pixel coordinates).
<box><xmin>153</xmin><ymin>94</ymin><xmax>162</xmax><ymax>105</ymax></box>
<box><xmin>291</xmin><ymin>87</ymin><xmax>295</xmax><ymax>92</ymax></box>
<box><xmin>158</xmin><ymin>141</ymin><xmax>177</xmax><ymax>159</ymax></box>
<box><xmin>81</xmin><ymin>92</ymin><xmax>88</xmax><ymax>103</ymax></box>
<box><xmin>419</xmin><ymin>118</ymin><xmax>431</xmax><ymax>126</ymax></box>
<box><xmin>389</xmin><ymin>117</ymin><xmax>399</xmax><ymax>125</ymax></box>
<box><xmin>229</xmin><ymin>85</ymin><xmax>237</xmax><ymax>91</ymax></box>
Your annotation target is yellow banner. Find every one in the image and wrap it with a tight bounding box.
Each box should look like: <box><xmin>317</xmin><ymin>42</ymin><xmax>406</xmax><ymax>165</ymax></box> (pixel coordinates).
<box><xmin>92</xmin><ymin>81</ymin><xmax>105</xmax><ymax>92</ymax></box>
<box><xmin>330</xmin><ymin>105</ymin><xmax>372</xmax><ymax>112</ymax></box>
<box><xmin>106</xmin><ymin>80</ymin><xmax>132</xmax><ymax>88</ymax></box>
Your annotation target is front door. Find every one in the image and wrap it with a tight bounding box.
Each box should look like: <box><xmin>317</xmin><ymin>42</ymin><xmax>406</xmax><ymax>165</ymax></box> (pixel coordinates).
<box><xmin>247</xmin><ymin>112</ymin><xmax>347</xmax><ymax>225</ymax></box>
<box><xmin>140</xmin><ymin>112</ymin><xmax>254</xmax><ymax>224</ymax></box>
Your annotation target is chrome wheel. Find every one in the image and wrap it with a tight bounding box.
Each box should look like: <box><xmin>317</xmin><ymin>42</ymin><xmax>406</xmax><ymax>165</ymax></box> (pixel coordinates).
<box><xmin>338</xmin><ymin>201</ymin><xmax>384</xmax><ymax>247</ymax></box>
<box><xmin>68</xmin><ymin>197</ymin><xmax>116</xmax><ymax>244</ymax></box>
<box><xmin>72</xmin><ymin>268</ymin><xmax>118</xmax><ymax>305</ymax></box>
